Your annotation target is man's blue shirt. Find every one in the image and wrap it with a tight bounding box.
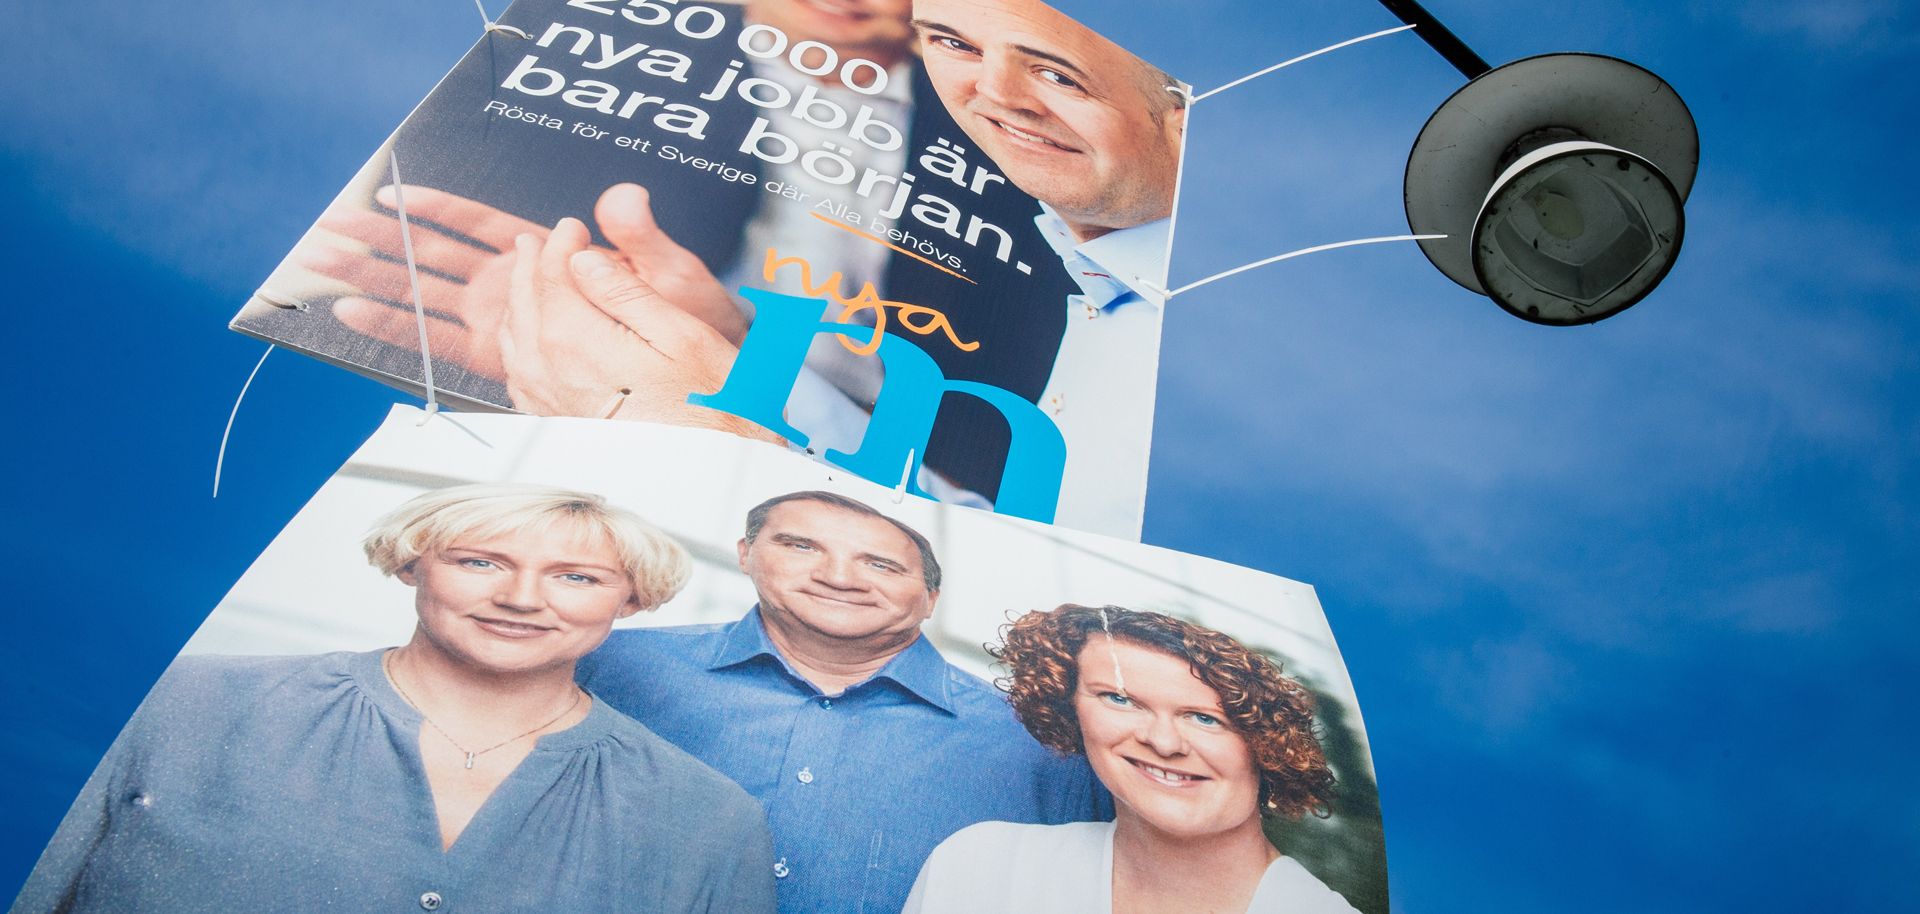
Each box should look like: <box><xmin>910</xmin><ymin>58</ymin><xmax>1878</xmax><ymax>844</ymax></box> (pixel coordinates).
<box><xmin>577</xmin><ymin>608</ymin><xmax>1111</xmax><ymax>914</ymax></box>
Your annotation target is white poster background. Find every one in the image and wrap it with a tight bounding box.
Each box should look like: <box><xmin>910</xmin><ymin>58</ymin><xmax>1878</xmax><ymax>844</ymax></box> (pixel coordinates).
<box><xmin>187</xmin><ymin>406</ymin><xmax>1365</xmax><ymax>767</ymax></box>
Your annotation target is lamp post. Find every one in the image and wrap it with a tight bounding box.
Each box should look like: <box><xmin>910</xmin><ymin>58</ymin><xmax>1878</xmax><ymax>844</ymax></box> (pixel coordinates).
<box><xmin>1382</xmin><ymin>0</ymin><xmax>1699</xmax><ymax>325</ymax></box>
<box><xmin>1374</xmin><ymin>0</ymin><xmax>1489</xmax><ymax>78</ymax></box>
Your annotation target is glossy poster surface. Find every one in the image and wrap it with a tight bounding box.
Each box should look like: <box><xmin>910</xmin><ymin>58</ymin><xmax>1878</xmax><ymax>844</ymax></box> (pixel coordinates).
<box><xmin>231</xmin><ymin>0</ymin><xmax>1188</xmax><ymax>539</ymax></box>
<box><xmin>14</xmin><ymin>407</ymin><xmax>1386</xmax><ymax>914</ymax></box>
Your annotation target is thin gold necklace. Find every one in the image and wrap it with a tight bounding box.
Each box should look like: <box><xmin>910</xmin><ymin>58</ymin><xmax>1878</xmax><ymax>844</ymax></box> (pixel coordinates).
<box><xmin>383</xmin><ymin>650</ymin><xmax>584</xmax><ymax>770</ymax></box>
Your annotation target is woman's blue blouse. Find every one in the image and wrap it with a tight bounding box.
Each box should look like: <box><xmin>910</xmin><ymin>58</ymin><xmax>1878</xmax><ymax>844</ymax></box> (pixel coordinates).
<box><xmin>10</xmin><ymin>650</ymin><xmax>777</xmax><ymax>914</ymax></box>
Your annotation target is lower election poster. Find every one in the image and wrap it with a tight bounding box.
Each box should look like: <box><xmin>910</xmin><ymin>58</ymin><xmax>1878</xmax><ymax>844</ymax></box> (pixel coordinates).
<box><xmin>12</xmin><ymin>408</ymin><xmax>1386</xmax><ymax>914</ymax></box>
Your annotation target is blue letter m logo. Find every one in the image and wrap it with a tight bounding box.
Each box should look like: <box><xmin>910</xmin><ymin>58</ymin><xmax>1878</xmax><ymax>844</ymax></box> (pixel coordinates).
<box><xmin>690</xmin><ymin>289</ymin><xmax>1066</xmax><ymax>524</ymax></box>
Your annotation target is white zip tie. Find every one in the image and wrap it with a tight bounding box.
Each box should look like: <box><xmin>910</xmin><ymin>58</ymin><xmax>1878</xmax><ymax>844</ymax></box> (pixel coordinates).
<box><xmin>213</xmin><ymin>345</ymin><xmax>274</xmax><ymax>498</ymax></box>
<box><xmin>386</xmin><ymin>147</ymin><xmax>441</xmax><ymax>424</ymax></box>
<box><xmin>1157</xmin><ymin>75</ymin><xmax>1195</xmax><ymax>309</ymax></box>
<box><xmin>218</xmin><ymin>2</ymin><xmax>527</xmax><ymax>500</ymax></box>
<box><xmin>434</xmin><ymin>412</ymin><xmax>497</xmax><ymax>449</ymax></box>
<box><xmin>1192</xmin><ymin>24</ymin><xmax>1418</xmax><ymax>103</ymax></box>
<box><xmin>252</xmin><ymin>288</ymin><xmax>309</xmax><ymax>311</ymax></box>
<box><xmin>1149</xmin><ymin>234</ymin><xmax>1447</xmax><ymax>300</ymax></box>
<box><xmin>597</xmin><ymin>387</ymin><xmax>632</xmax><ymax>419</ymax></box>
<box><xmin>1096</xmin><ymin>607</ymin><xmax>1128</xmax><ymax>697</ymax></box>
<box><xmin>892</xmin><ymin>449</ymin><xmax>916</xmax><ymax>504</ymax></box>
<box><xmin>474</xmin><ymin>0</ymin><xmax>532</xmax><ymax>38</ymax></box>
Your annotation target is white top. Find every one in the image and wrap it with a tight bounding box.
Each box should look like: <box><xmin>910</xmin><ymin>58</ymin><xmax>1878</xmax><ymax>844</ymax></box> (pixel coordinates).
<box><xmin>902</xmin><ymin>820</ymin><xmax>1362</xmax><ymax>914</ymax></box>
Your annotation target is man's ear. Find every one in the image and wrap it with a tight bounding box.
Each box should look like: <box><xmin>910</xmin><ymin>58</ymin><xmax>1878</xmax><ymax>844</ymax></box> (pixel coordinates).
<box><xmin>736</xmin><ymin>537</ymin><xmax>752</xmax><ymax>573</ymax></box>
<box><xmin>921</xmin><ymin>588</ymin><xmax>941</xmax><ymax>620</ymax></box>
<box><xmin>395</xmin><ymin>561</ymin><xmax>420</xmax><ymax>587</ymax></box>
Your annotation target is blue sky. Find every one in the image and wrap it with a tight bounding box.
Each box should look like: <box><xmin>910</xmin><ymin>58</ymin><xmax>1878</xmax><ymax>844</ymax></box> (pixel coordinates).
<box><xmin>3</xmin><ymin>0</ymin><xmax>1915</xmax><ymax>910</ymax></box>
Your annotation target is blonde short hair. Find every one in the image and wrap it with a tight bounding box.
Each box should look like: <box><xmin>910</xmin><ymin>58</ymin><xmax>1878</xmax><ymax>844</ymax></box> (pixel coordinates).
<box><xmin>362</xmin><ymin>483</ymin><xmax>691</xmax><ymax>612</ymax></box>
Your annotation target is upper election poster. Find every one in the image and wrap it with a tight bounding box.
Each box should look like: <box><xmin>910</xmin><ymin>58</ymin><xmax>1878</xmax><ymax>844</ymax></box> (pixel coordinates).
<box><xmin>231</xmin><ymin>0</ymin><xmax>1187</xmax><ymax>540</ymax></box>
<box><xmin>13</xmin><ymin>408</ymin><xmax>1386</xmax><ymax>914</ymax></box>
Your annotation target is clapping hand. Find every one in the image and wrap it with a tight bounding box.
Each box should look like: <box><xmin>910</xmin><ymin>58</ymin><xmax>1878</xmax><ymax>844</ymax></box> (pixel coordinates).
<box><xmin>501</xmin><ymin>217</ymin><xmax>781</xmax><ymax>444</ymax></box>
<box><xmin>304</xmin><ymin>183</ymin><xmax>748</xmax><ymax>382</ymax></box>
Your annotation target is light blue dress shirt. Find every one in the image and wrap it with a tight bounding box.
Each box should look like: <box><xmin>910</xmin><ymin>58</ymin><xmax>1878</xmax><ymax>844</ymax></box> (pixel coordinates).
<box><xmin>1029</xmin><ymin>209</ymin><xmax>1172</xmax><ymax>540</ymax></box>
<box><xmin>1033</xmin><ymin>209</ymin><xmax>1172</xmax><ymax>314</ymax></box>
<box><xmin>576</xmin><ymin>608</ymin><xmax>1112</xmax><ymax>914</ymax></box>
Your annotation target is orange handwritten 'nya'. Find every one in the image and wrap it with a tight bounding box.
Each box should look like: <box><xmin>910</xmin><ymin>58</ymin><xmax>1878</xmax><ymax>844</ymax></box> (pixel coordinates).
<box><xmin>762</xmin><ymin>249</ymin><xmax>981</xmax><ymax>356</ymax></box>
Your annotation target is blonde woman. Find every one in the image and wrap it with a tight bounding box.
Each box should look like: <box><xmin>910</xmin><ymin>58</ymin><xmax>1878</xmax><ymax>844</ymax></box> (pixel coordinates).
<box><xmin>12</xmin><ymin>484</ymin><xmax>775</xmax><ymax>914</ymax></box>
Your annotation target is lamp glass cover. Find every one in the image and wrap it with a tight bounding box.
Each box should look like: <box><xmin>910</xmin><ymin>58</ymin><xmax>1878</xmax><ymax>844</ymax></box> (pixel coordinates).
<box><xmin>1471</xmin><ymin>140</ymin><xmax>1683</xmax><ymax>325</ymax></box>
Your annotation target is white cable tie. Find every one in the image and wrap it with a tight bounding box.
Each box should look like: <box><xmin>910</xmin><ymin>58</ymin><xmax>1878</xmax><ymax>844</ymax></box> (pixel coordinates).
<box><xmin>1096</xmin><ymin>607</ymin><xmax>1128</xmax><ymax>697</ymax></box>
<box><xmin>1193</xmin><ymin>24</ymin><xmax>1418</xmax><ymax>103</ymax></box>
<box><xmin>1157</xmin><ymin>73</ymin><xmax>1197</xmax><ymax>313</ymax></box>
<box><xmin>252</xmin><ymin>288</ymin><xmax>309</xmax><ymax>311</ymax></box>
<box><xmin>892</xmin><ymin>448</ymin><xmax>916</xmax><ymax>504</ymax></box>
<box><xmin>474</xmin><ymin>0</ymin><xmax>531</xmax><ymax>38</ymax></box>
<box><xmin>386</xmin><ymin>147</ymin><xmax>440</xmax><ymax>419</ymax></box>
<box><xmin>597</xmin><ymin>387</ymin><xmax>632</xmax><ymax>419</ymax></box>
<box><xmin>1153</xmin><ymin>234</ymin><xmax>1446</xmax><ymax>299</ymax></box>
<box><xmin>433</xmin><ymin>412</ymin><xmax>496</xmax><ymax>449</ymax></box>
<box><xmin>213</xmin><ymin>345</ymin><xmax>274</xmax><ymax>498</ymax></box>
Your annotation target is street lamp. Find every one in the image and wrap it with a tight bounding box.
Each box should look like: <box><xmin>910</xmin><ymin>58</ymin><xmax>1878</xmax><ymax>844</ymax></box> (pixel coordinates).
<box><xmin>1381</xmin><ymin>1</ymin><xmax>1699</xmax><ymax>325</ymax></box>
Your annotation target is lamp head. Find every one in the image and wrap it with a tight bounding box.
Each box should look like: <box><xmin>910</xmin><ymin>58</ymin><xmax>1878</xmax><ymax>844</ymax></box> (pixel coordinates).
<box><xmin>1405</xmin><ymin>54</ymin><xmax>1699</xmax><ymax>325</ymax></box>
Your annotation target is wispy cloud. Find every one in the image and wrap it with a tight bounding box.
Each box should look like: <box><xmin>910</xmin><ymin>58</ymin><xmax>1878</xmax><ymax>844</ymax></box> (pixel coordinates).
<box><xmin>1728</xmin><ymin>0</ymin><xmax>1914</xmax><ymax>49</ymax></box>
<box><xmin>1417</xmin><ymin>636</ymin><xmax>1571</xmax><ymax>737</ymax></box>
<box><xmin>5</xmin><ymin>3</ymin><xmax>477</xmax><ymax>291</ymax></box>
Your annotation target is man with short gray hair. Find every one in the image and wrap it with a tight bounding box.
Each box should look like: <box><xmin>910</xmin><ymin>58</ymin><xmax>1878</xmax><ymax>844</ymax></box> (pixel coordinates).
<box><xmin>577</xmin><ymin>489</ymin><xmax>1107</xmax><ymax>914</ymax></box>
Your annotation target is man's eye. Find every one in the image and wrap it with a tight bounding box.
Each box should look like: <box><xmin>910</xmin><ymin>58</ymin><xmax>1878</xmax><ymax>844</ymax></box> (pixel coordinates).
<box><xmin>1036</xmin><ymin>68</ymin><xmax>1082</xmax><ymax>90</ymax></box>
<box><xmin>558</xmin><ymin>573</ymin><xmax>600</xmax><ymax>585</ymax></box>
<box><xmin>929</xmin><ymin>35</ymin><xmax>978</xmax><ymax>55</ymax></box>
<box><xmin>1187</xmin><ymin>712</ymin><xmax>1224</xmax><ymax>728</ymax></box>
<box><xmin>458</xmin><ymin>558</ymin><xmax>496</xmax><ymax>570</ymax></box>
<box><xmin>1099</xmin><ymin>691</ymin><xmax>1134</xmax><ymax>708</ymax></box>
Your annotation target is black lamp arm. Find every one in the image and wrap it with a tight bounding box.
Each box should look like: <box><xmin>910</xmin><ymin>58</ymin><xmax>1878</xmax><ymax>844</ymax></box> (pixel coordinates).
<box><xmin>1375</xmin><ymin>0</ymin><xmax>1490</xmax><ymax>79</ymax></box>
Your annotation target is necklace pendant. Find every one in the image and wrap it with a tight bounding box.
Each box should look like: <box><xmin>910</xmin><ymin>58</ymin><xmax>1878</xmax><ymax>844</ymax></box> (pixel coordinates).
<box><xmin>464</xmin><ymin>752</ymin><xmax>476</xmax><ymax>770</ymax></box>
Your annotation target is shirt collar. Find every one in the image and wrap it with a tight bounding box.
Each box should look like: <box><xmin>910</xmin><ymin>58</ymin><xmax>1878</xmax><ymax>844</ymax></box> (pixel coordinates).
<box><xmin>707</xmin><ymin>607</ymin><xmax>958</xmax><ymax>715</ymax></box>
<box><xmin>1034</xmin><ymin>206</ymin><xmax>1171</xmax><ymax>311</ymax></box>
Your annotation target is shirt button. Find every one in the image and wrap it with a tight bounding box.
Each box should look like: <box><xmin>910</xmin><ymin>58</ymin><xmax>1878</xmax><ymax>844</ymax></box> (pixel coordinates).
<box><xmin>818</xmin><ymin>697</ymin><xmax>833</xmax><ymax>709</ymax></box>
<box><xmin>773</xmin><ymin>859</ymin><xmax>791</xmax><ymax>879</ymax></box>
<box><xmin>796</xmin><ymin>767</ymin><xmax>815</xmax><ymax>784</ymax></box>
<box><xmin>419</xmin><ymin>891</ymin><xmax>444</xmax><ymax>910</ymax></box>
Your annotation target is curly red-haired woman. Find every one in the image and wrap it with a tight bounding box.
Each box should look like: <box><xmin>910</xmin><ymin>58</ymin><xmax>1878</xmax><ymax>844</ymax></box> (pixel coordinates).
<box><xmin>903</xmin><ymin>605</ymin><xmax>1357</xmax><ymax>914</ymax></box>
